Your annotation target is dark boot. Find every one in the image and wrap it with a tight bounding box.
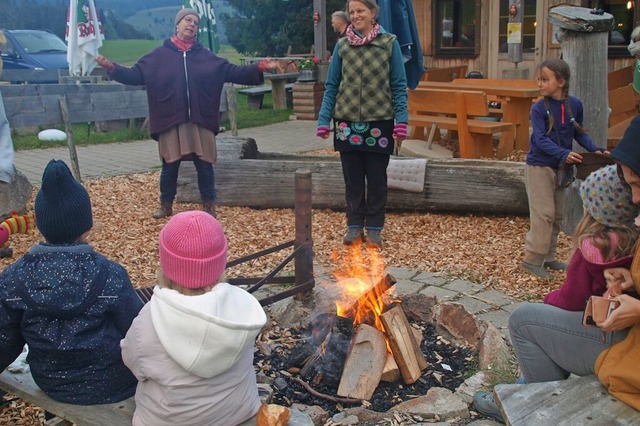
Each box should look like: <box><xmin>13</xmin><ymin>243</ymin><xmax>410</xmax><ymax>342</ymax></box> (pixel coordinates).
<box><xmin>152</xmin><ymin>202</ymin><xmax>173</xmax><ymax>219</ymax></box>
<box><xmin>202</xmin><ymin>201</ymin><xmax>216</xmax><ymax>217</ymax></box>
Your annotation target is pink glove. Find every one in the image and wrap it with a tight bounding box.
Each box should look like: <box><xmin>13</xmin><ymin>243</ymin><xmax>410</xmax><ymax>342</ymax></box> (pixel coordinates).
<box><xmin>316</xmin><ymin>126</ymin><xmax>330</xmax><ymax>138</ymax></box>
<box><xmin>393</xmin><ymin>123</ymin><xmax>407</xmax><ymax>140</ymax></box>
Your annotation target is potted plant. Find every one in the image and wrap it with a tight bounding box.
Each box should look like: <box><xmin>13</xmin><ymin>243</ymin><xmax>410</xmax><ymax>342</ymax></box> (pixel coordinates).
<box><xmin>297</xmin><ymin>57</ymin><xmax>319</xmax><ymax>82</ymax></box>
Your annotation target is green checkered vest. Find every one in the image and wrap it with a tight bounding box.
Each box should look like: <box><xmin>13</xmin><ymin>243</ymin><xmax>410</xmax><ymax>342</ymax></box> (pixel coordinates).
<box><xmin>334</xmin><ymin>33</ymin><xmax>396</xmax><ymax>122</ymax></box>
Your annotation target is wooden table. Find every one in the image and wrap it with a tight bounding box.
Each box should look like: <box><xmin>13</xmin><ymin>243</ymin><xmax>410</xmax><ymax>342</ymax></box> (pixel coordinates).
<box><xmin>418</xmin><ymin>79</ymin><xmax>540</xmax><ymax>156</ymax></box>
<box><xmin>263</xmin><ymin>72</ymin><xmax>299</xmax><ymax>110</ymax></box>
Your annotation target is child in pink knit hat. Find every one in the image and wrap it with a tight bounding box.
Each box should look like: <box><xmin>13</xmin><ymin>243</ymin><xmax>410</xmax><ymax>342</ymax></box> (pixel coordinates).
<box><xmin>121</xmin><ymin>211</ymin><xmax>267</xmax><ymax>426</ymax></box>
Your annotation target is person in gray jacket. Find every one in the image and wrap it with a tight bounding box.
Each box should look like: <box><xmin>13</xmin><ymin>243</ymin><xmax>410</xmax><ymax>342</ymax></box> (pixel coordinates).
<box><xmin>121</xmin><ymin>210</ymin><xmax>267</xmax><ymax>426</ymax></box>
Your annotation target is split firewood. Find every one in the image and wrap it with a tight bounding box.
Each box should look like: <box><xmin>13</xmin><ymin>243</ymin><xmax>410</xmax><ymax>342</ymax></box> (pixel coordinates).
<box><xmin>411</xmin><ymin>325</ymin><xmax>429</xmax><ymax>371</ymax></box>
<box><xmin>381</xmin><ymin>352</ymin><xmax>400</xmax><ymax>383</ymax></box>
<box><xmin>337</xmin><ymin>324</ymin><xmax>387</xmax><ymax>400</ymax></box>
<box><xmin>380</xmin><ymin>303</ymin><xmax>428</xmax><ymax>384</ymax></box>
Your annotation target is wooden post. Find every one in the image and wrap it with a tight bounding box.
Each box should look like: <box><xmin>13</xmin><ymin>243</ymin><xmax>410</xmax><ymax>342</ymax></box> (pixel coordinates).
<box><xmin>226</xmin><ymin>87</ymin><xmax>238</xmax><ymax>137</ymax></box>
<box><xmin>549</xmin><ymin>6</ymin><xmax>613</xmax><ymax>234</ymax></box>
<box><xmin>313</xmin><ymin>0</ymin><xmax>327</xmax><ymax>61</ymax></box>
<box><xmin>58</xmin><ymin>95</ymin><xmax>82</xmax><ymax>182</ymax></box>
<box><xmin>294</xmin><ymin>169</ymin><xmax>314</xmax><ymax>300</ymax></box>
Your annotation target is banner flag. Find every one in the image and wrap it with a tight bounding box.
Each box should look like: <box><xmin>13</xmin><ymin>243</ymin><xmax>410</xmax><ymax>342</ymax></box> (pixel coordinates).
<box><xmin>184</xmin><ymin>0</ymin><xmax>219</xmax><ymax>53</ymax></box>
<box><xmin>66</xmin><ymin>0</ymin><xmax>104</xmax><ymax>76</ymax></box>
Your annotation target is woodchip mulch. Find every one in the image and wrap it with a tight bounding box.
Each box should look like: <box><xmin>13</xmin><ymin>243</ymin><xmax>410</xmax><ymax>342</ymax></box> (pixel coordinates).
<box><xmin>0</xmin><ymin>144</ymin><xmax>572</xmax><ymax>424</ymax></box>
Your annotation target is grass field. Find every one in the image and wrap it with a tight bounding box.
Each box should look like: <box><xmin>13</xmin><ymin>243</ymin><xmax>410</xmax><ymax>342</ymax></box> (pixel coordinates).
<box><xmin>11</xmin><ymin>41</ymin><xmax>292</xmax><ymax>150</ymax></box>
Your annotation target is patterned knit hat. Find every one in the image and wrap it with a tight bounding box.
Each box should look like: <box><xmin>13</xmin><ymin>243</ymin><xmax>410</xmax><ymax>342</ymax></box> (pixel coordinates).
<box><xmin>579</xmin><ymin>164</ymin><xmax>639</xmax><ymax>228</ymax></box>
<box><xmin>34</xmin><ymin>159</ymin><xmax>93</xmax><ymax>244</ymax></box>
<box><xmin>175</xmin><ymin>8</ymin><xmax>198</xmax><ymax>26</ymax></box>
<box><xmin>159</xmin><ymin>211</ymin><xmax>227</xmax><ymax>289</ymax></box>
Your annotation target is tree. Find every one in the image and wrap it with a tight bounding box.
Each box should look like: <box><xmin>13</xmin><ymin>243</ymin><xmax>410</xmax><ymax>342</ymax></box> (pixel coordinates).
<box><xmin>222</xmin><ymin>0</ymin><xmax>343</xmax><ymax>56</ymax></box>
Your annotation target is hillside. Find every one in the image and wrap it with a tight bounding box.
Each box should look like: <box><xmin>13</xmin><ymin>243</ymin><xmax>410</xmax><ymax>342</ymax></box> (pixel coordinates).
<box><xmin>124</xmin><ymin>1</ymin><xmax>234</xmax><ymax>43</ymax></box>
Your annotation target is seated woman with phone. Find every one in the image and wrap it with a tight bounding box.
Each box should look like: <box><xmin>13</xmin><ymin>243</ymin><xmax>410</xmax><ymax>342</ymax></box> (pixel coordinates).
<box><xmin>473</xmin><ymin>114</ymin><xmax>640</xmax><ymax>421</ymax></box>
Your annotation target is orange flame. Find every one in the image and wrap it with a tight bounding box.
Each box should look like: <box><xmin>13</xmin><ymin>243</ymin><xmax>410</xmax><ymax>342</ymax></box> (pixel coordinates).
<box><xmin>332</xmin><ymin>245</ymin><xmax>391</xmax><ymax>334</ymax></box>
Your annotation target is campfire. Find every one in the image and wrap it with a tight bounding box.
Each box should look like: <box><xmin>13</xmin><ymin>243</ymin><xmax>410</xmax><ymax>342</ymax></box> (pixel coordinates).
<box><xmin>292</xmin><ymin>246</ymin><xmax>430</xmax><ymax>402</ymax></box>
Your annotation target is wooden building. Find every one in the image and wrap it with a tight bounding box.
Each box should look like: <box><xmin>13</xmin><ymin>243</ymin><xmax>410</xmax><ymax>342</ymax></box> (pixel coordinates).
<box><xmin>412</xmin><ymin>0</ymin><xmax>637</xmax><ymax>79</ymax></box>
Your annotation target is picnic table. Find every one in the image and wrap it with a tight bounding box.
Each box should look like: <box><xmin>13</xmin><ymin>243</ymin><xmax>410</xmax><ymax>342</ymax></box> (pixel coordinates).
<box><xmin>263</xmin><ymin>72</ymin><xmax>299</xmax><ymax>110</ymax></box>
<box><xmin>418</xmin><ymin>79</ymin><xmax>540</xmax><ymax>154</ymax></box>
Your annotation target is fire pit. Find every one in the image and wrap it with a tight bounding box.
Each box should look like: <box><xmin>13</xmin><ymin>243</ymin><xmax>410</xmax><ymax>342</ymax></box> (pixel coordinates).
<box><xmin>254</xmin><ymin>245</ymin><xmax>480</xmax><ymax>422</ymax></box>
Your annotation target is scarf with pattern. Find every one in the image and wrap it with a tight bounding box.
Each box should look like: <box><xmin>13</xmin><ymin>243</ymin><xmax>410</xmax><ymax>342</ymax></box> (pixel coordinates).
<box><xmin>171</xmin><ymin>34</ymin><xmax>196</xmax><ymax>52</ymax></box>
<box><xmin>346</xmin><ymin>22</ymin><xmax>380</xmax><ymax>46</ymax></box>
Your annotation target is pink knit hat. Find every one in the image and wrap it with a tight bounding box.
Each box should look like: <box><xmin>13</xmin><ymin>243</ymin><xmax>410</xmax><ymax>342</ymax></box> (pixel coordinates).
<box><xmin>159</xmin><ymin>211</ymin><xmax>228</xmax><ymax>289</ymax></box>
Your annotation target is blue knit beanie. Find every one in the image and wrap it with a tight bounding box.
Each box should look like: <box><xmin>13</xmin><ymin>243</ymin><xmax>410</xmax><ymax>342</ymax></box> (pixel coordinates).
<box><xmin>611</xmin><ymin>114</ymin><xmax>640</xmax><ymax>177</ymax></box>
<box><xmin>35</xmin><ymin>159</ymin><xmax>93</xmax><ymax>244</ymax></box>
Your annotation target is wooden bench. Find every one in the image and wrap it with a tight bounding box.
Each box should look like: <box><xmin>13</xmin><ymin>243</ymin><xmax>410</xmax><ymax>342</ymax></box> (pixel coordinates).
<box><xmin>421</xmin><ymin>65</ymin><xmax>469</xmax><ymax>82</ymax></box>
<box><xmin>494</xmin><ymin>375</ymin><xmax>639</xmax><ymax>425</ymax></box>
<box><xmin>0</xmin><ymin>369</ymin><xmax>134</xmax><ymax>425</ymax></box>
<box><xmin>407</xmin><ymin>88</ymin><xmax>515</xmax><ymax>159</ymax></box>
<box><xmin>238</xmin><ymin>83</ymin><xmax>294</xmax><ymax>110</ymax></box>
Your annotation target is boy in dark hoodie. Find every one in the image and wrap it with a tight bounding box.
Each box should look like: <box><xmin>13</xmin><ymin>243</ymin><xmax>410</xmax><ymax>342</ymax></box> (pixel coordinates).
<box><xmin>0</xmin><ymin>159</ymin><xmax>142</xmax><ymax>404</ymax></box>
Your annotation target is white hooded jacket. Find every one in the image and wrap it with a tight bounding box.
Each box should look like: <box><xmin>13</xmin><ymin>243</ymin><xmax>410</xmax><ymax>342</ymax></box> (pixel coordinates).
<box><xmin>121</xmin><ymin>283</ymin><xmax>267</xmax><ymax>426</ymax></box>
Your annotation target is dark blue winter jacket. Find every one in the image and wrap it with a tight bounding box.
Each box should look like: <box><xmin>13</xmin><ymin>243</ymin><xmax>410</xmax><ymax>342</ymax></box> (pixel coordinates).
<box><xmin>0</xmin><ymin>242</ymin><xmax>142</xmax><ymax>404</ymax></box>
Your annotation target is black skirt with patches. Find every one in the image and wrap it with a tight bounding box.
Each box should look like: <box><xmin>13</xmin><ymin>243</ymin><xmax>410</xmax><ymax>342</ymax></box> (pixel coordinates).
<box><xmin>332</xmin><ymin>118</ymin><xmax>395</xmax><ymax>155</ymax></box>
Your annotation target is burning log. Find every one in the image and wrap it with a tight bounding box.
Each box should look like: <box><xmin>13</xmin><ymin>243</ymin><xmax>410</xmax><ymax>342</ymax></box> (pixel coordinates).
<box><xmin>340</xmin><ymin>274</ymin><xmax>397</xmax><ymax>321</ymax></box>
<box><xmin>380</xmin><ymin>303</ymin><xmax>428</xmax><ymax>384</ymax></box>
<box><xmin>299</xmin><ymin>315</ymin><xmax>353</xmax><ymax>387</ymax></box>
<box><xmin>337</xmin><ymin>324</ymin><xmax>387</xmax><ymax>400</ymax></box>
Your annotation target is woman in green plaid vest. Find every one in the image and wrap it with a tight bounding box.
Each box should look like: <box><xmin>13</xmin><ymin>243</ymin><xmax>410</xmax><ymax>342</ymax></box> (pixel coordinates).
<box><xmin>316</xmin><ymin>0</ymin><xmax>408</xmax><ymax>250</ymax></box>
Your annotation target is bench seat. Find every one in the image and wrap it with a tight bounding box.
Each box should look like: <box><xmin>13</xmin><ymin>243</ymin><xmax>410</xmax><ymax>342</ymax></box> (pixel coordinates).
<box><xmin>0</xmin><ymin>369</ymin><xmax>135</xmax><ymax>425</ymax></box>
<box><xmin>494</xmin><ymin>375</ymin><xmax>639</xmax><ymax>425</ymax></box>
<box><xmin>238</xmin><ymin>83</ymin><xmax>294</xmax><ymax>110</ymax></box>
<box><xmin>408</xmin><ymin>88</ymin><xmax>515</xmax><ymax>159</ymax></box>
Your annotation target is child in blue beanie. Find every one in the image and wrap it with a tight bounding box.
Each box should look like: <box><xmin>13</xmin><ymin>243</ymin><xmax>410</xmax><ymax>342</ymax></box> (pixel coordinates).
<box><xmin>0</xmin><ymin>159</ymin><xmax>143</xmax><ymax>404</ymax></box>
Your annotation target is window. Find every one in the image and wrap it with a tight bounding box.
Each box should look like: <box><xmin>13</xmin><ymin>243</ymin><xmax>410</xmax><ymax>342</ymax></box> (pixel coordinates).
<box><xmin>588</xmin><ymin>0</ymin><xmax>637</xmax><ymax>57</ymax></box>
<box><xmin>433</xmin><ymin>0</ymin><xmax>480</xmax><ymax>57</ymax></box>
<box><xmin>498</xmin><ymin>0</ymin><xmax>537</xmax><ymax>53</ymax></box>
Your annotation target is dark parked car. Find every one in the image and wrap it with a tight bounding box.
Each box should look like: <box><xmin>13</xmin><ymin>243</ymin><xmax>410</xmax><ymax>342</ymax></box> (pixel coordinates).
<box><xmin>0</xmin><ymin>29</ymin><xmax>68</xmax><ymax>82</ymax></box>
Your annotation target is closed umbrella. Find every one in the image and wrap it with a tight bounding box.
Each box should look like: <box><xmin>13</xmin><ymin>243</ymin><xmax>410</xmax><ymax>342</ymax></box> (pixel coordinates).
<box><xmin>66</xmin><ymin>0</ymin><xmax>104</xmax><ymax>76</ymax></box>
<box><xmin>184</xmin><ymin>0</ymin><xmax>219</xmax><ymax>53</ymax></box>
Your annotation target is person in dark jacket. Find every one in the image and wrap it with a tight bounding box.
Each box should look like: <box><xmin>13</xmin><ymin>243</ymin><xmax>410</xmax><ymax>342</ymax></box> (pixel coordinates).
<box><xmin>0</xmin><ymin>159</ymin><xmax>143</xmax><ymax>405</ymax></box>
<box><xmin>97</xmin><ymin>8</ymin><xmax>277</xmax><ymax>219</ymax></box>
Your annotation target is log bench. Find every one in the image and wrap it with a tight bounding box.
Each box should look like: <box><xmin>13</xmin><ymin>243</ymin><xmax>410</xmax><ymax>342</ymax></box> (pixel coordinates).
<box><xmin>238</xmin><ymin>83</ymin><xmax>294</xmax><ymax>110</ymax></box>
<box><xmin>494</xmin><ymin>375</ymin><xmax>639</xmax><ymax>425</ymax></box>
<box><xmin>407</xmin><ymin>88</ymin><xmax>515</xmax><ymax>159</ymax></box>
<box><xmin>0</xmin><ymin>369</ymin><xmax>134</xmax><ymax>425</ymax></box>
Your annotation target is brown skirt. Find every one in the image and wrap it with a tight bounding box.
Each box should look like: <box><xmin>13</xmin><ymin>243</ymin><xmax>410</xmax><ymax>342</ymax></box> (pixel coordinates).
<box><xmin>157</xmin><ymin>122</ymin><xmax>217</xmax><ymax>164</ymax></box>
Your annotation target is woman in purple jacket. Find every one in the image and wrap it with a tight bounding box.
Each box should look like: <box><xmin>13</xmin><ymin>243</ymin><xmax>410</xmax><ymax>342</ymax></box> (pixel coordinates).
<box><xmin>97</xmin><ymin>9</ymin><xmax>276</xmax><ymax>219</ymax></box>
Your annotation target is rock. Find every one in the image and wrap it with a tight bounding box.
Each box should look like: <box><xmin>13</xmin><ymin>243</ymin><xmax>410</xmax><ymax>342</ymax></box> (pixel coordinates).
<box><xmin>456</xmin><ymin>371</ymin><xmax>494</xmax><ymax>404</ymax></box>
<box><xmin>286</xmin><ymin>408</ymin><xmax>314</xmax><ymax>426</ymax></box>
<box><xmin>290</xmin><ymin>404</ymin><xmax>328</xmax><ymax>426</ymax></box>
<box><xmin>478</xmin><ymin>322</ymin><xmax>512</xmax><ymax>372</ymax></box>
<box><xmin>37</xmin><ymin>128</ymin><xmax>66</xmax><ymax>141</ymax></box>
<box><xmin>400</xmin><ymin>293</ymin><xmax>438</xmax><ymax>323</ymax></box>
<box><xmin>0</xmin><ymin>169</ymin><xmax>33</xmax><ymax>219</ymax></box>
<box><xmin>435</xmin><ymin>302</ymin><xmax>481</xmax><ymax>347</ymax></box>
<box><xmin>390</xmin><ymin>387</ymin><xmax>470</xmax><ymax>420</ymax></box>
